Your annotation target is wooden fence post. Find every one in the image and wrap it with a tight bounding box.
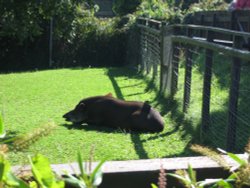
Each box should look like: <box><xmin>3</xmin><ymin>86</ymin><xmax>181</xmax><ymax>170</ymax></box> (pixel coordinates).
<box><xmin>160</xmin><ymin>25</ymin><xmax>173</xmax><ymax>94</ymax></box>
<box><xmin>183</xmin><ymin>28</ymin><xmax>193</xmax><ymax>113</ymax></box>
<box><xmin>201</xmin><ymin>31</ymin><xmax>214</xmax><ymax>135</ymax></box>
<box><xmin>170</xmin><ymin>45</ymin><xmax>180</xmax><ymax>97</ymax></box>
<box><xmin>170</xmin><ymin>27</ymin><xmax>181</xmax><ymax>97</ymax></box>
<box><xmin>201</xmin><ymin>15</ymin><xmax>216</xmax><ymax>136</ymax></box>
<box><xmin>139</xmin><ymin>28</ymin><xmax>144</xmax><ymax>72</ymax></box>
<box><xmin>159</xmin><ymin>25</ymin><xmax>165</xmax><ymax>92</ymax></box>
<box><xmin>226</xmin><ymin>36</ymin><xmax>242</xmax><ymax>152</ymax></box>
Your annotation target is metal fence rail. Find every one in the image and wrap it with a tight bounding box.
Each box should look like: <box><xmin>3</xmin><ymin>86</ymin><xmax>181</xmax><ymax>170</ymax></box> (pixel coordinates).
<box><xmin>136</xmin><ymin>11</ymin><xmax>250</xmax><ymax>152</ymax></box>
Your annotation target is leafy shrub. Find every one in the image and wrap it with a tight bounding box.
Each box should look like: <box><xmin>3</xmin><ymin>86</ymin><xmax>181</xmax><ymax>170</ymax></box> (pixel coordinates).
<box><xmin>53</xmin><ymin>10</ymin><xmax>132</xmax><ymax>67</ymax></box>
<box><xmin>135</xmin><ymin>0</ymin><xmax>183</xmax><ymax>22</ymax></box>
<box><xmin>0</xmin><ymin>1</ymin><xmax>131</xmax><ymax>71</ymax></box>
<box><xmin>187</xmin><ymin>0</ymin><xmax>229</xmax><ymax>12</ymax></box>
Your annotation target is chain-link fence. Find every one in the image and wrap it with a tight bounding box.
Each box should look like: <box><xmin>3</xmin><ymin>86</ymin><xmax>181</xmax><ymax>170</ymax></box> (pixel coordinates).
<box><xmin>137</xmin><ymin>15</ymin><xmax>250</xmax><ymax>152</ymax></box>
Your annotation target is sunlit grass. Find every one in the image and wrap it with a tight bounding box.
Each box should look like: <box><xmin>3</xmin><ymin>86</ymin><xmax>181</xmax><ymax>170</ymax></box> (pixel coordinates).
<box><xmin>0</xmin><ymin>67</ymin><xmax>192</xmax><ymax>165</ymax></box>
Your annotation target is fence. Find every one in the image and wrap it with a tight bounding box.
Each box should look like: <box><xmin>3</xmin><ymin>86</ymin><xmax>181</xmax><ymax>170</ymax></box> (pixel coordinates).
<box><xmin>136</xmin><ymin>10</ymin><xmax>250</xmax><ymax>152</ymax></box>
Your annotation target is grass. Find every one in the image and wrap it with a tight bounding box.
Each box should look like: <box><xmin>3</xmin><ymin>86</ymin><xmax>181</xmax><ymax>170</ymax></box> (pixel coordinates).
<box><xmin>0</xmin><ymin>67</ymin><xmax>193</xmax><ymax>165</ymax></box>
<box><xmin>173</xmin><ymin>49</ymin><xmax>250</xmax><ymax>152</ymax></box>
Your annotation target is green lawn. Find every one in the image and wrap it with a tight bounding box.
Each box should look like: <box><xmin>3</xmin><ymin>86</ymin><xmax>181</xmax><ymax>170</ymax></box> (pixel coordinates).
<box><xmin>0</xmin><ymin>67</ymin><xmax>193</xmax><ymax>165</ymax></box>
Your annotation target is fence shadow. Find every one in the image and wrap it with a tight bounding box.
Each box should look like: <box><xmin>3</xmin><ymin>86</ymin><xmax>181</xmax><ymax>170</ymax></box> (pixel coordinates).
<box><xmin>106</xmin><ymin>67</ymin><xmax>198</xmax><ymax>158</ymax></box>
<box><xmin>106</xmin><ymin>68</ymin><xmax>150</xmax><ymax>159</ymax></box>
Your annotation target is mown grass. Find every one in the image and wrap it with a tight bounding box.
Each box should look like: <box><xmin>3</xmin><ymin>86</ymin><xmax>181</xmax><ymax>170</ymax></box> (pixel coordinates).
<box><xmin>174</xmin><ymin>49</ymin><xmax>250</xmax><ymax>152</ymax></box>
<box><xmin>0</xmin><ymin>67</ymin><xmax>193</xmax><ymax>165</ymax></box>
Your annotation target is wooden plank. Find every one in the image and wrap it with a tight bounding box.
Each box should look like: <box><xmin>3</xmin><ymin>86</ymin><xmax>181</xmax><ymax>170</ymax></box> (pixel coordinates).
<box><xmin>12</xmin><ymin>155</ymin><xmax>246</xmax><ymax>176</ymax></box>
<box><xmin>191</xmin><ymin>10</ymin><xmax>250</xmax><ymax>31</ymax></box>
<box><xmin>172</xmin><ymin>24</ymin><xmax>250</xmax><ymax>38</ymax></box>
<box><xmin>172</xmin><ymin>36</ymin><xmax>250</xmax><ymax>61</ymax></box>
<box><xmin>137</xmin><ymin>24</ymin><xmax>161</xmax><ymax>35</ymax></box>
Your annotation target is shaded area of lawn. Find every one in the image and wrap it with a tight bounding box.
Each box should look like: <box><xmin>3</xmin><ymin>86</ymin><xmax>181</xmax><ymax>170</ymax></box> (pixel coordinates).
<box><xmin>106</xmin><ymin>68</ymin><xmax>195</xmax><ymax>159</ymax></box>
<box><xmin>0</xmin><ymin>67</ymin><xmax>193</xmax><ymax>164</ymax></box>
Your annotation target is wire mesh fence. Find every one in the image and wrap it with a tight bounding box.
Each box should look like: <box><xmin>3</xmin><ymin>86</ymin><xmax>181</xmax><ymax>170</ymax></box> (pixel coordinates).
<box><xmin>139</xmin><ymin>24</ymin><xmax>161</xmax><ymax>83</ymax></box>
<box><xmin>236</xmin><ymin>61</ymin><xmax>250</xmax><ymax>151</ymax></box>
<box><xmin>137</xmin><ymin>16</ymin><xmax>250</xmax><ymax>152</ymax></box>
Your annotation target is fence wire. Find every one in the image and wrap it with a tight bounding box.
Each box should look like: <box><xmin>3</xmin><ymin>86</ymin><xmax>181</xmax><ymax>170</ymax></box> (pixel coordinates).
<box><xmin>172</xmin><ymin>43</ymin><xmax>250</xmax><ymax>152</ymax></box>
<box><xmin>139</xmin><ymin>28</ymin><xmax>161</xmax><ymax>81</ymax></box>
<box><xmin>151</xmin><ymin>41</ymin><xmax>250</xmax><ymax>151</ymax></box>
<box><xmin>138</xmin><ymin>21</ymin><xmax>250</xmax><ymax>152</ymax></box>
<box><xmin>236</xmin><ymin>61</ymin><xmax>250</xmax><ymax>151</ymax></box>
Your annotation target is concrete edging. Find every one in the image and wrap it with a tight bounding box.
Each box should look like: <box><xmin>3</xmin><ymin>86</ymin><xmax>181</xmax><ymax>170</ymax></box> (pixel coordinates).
<box><xmin>13</xmin><ymin>154</ymin><xmax>245</xmax><ymax>188</ymax></box>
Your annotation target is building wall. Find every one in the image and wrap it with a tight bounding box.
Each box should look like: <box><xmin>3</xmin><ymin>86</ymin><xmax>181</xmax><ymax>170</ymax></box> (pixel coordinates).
<box><xmin>94</xmin><ymin>0</ymin><xmax>115</xmax><ymax>17</ymax></box>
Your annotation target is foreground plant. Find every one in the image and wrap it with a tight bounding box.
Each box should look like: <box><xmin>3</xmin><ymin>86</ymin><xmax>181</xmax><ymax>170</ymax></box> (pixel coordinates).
<box><xmin>151</xmin><ymin>164</ymin><xmax>167</xmax><ymax>188</ymax></box>
<box><xmin>0</xmin><ymin>150</ymin><xmax>106</xmax><ymax>188</ymax></box>
<box><xmin>160</xmin><ymin>143</ymin><xmax>250</xmax><ymax>188</ymax></box>
<box><xmin>190</xmin><ymin>144</ymin><xmax>250</xmax><ymax>188</ymax></box>
<box><xmin>64</xmin><ymin>151</ymin><xmax>105</xmax><ymax>188</ymax></box>
<box><xmin>0</xmin><ymin>154</ymin><xmax>29</xmax><ymax>187</ymax></box>
<box><xmin>168</xmin><ymin>163</ymin><xmax>235</xmax><ymax>188</ymax></box>
<box><xmin>29</xmin><ymin>154</ymin><xmax>65</xmax><ymax>188</ymax></box>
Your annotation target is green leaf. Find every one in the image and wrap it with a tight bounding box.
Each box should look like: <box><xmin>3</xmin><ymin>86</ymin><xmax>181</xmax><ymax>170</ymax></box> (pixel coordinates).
<box><xmin>5</xmin><ymin>172</ymin><xmax>30</xmax><ymax>188</ymax></box>
<box><xmin>151</xmin><ymin>183</ymin><xmax>158</xmax><ymax>188</ymax></box>
<box><xmin>198</xmin><ymin>178</ymin><xmax>223</xmax><ymax>186</ymax></box>
<box><xmin>32</xmin><ymin>154</ymin><xmax>54</xmax><ymax>186</ymax></box>
<box><xmin>50</xmin><ymin>181</ymin><xmax>64</xmax><ymax>188</ymax></box>
<box><xmin>0</xmin><ymin>154</ymin><xmax>10</xmax><ymax>182</ymax></box>
<box><xmin>30</xmin><ymin>154</ymin><xmax>64</xmax><ymax>188</ymax></box>
<box><xmin>64</xmin><ymin>174</ymin><xmax>86</xmax><ymax>188</ymax></box>
<box><xmin>77</xmin><ymin>151</ymin><xmax>85</xmax><ymax>176</ymax></box>
<box><xmin>216</xmin><ymin>179</ymin><xmax>234</xmax><ymax>188</ymax></box>
<box><xmin>187</xmin><ymin>164</ymin><xmax>196</xmax><ymax>183</ymax></box>
<box><xmin>29</xmin><ymin>155</ymin><xmax>45</xmax><ymax>186</ymax></box>
<box><xmin>228</xmin><ymin>172</ymin><xmax>237</xmax><ymax>180</ymax></box>
<box><xmin>90</xmin><ymin>159</ymin><xmax>105</xmax><ymax>186</ymax></box>
<box><xmin>168</xmin><ymin>173</ymin><xmax>191</xmax><ymax>185</ymax></box>
<box><xmin>77</xmin><ymin>151</ymin><xmax>89</xmax><ymax>184</ymax></box>
<box><xmin>227</xmin><ymin>152</ymin><xmax>247</xmax><ymax>167</ymax></box>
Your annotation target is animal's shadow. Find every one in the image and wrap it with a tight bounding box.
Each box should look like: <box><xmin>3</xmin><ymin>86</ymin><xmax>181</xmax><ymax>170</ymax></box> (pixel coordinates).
<box><xmin>61</xmin><ymin>123</ymin><xmax>159</xmax><ymax>134</ymax></box>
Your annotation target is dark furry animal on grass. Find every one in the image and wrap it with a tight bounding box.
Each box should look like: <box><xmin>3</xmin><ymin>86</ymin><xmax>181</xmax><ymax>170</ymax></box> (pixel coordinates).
<box><xmin>63</xmin><ymin>93</ymin><xmax>164</xmax><ymax>132</ymax></box>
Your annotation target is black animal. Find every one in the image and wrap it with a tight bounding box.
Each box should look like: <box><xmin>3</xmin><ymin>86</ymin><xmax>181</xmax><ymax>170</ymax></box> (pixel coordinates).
<box><xmin>63</xmin><ymin>93</ymin><xmax>164</xmax><ymax>132</ymax></box>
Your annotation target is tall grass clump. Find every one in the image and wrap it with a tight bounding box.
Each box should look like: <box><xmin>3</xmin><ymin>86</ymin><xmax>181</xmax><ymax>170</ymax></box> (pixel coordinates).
<box><xmin>12</xmin><ymin>122</ymin><xmax>57</xmax><ymax>151</ymax></box>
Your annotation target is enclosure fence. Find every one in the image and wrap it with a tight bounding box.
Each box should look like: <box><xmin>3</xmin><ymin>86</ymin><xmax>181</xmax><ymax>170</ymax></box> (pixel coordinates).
<box><xmin>136</xmin><ymin>10</ymin><xmax>250</xmax><ymax>152</ymax></box>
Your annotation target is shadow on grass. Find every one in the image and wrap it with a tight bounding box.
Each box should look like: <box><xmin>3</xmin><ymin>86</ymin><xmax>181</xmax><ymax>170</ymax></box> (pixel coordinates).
<box><xmin>1</xmin><ymin>131</ymin><xmax>19</xmax><ymax>144</ymax></box>
<box><xmin>63</xmin><ymin>66</ymin><xmax>199</xmax><ymax>158</ymax></box>
<box><xmin>61</xmin><ymin>123</ymin><xmax>119</xmax><ymax>134</ymax></box>
<box><xmin>62</xmin><ymin>122</ymin><xmax>153</xmax><ymax>134</ymax></box>
<box><xmin>106</xmin><ymin>68</ymin><xmax>150</xmax><ymax>159</ymax></box>
<box><xmin>106</xmin><ymin>67</ymin><xmax>199</xmax><ymax>158</ymax></box>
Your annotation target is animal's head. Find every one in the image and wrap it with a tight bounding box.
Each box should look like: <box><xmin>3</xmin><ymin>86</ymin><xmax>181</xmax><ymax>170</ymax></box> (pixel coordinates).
<box><xmin>63</xmin><ymin>102</ymin><xmax>87</xmax><ymax>123</ymax></box>
<box><xmin>63</xmin><ymin>93</ymin><xmax>113</xmax><ymax>123</ymax></box>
